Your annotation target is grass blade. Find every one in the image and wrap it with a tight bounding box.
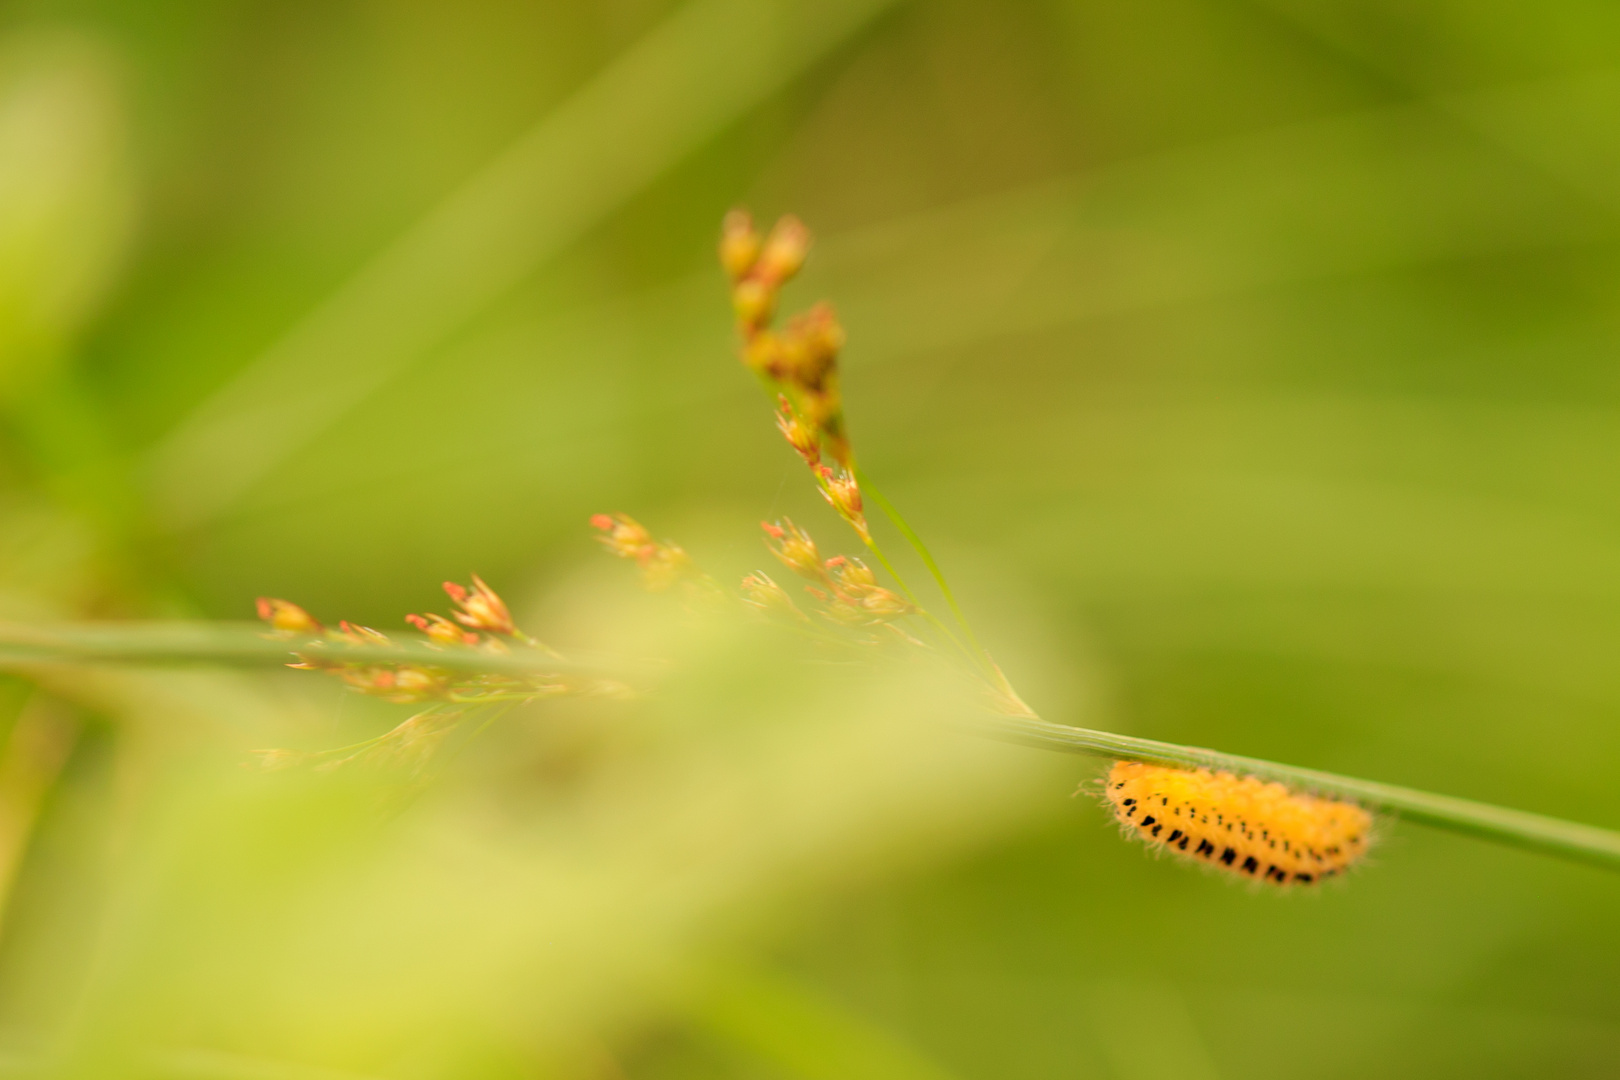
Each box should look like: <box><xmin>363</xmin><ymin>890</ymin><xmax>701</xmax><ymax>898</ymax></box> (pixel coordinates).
<box><xmin>146</xmin><ymin>0</ymin><xmax>899</xmax><ymax>531</ymax></box>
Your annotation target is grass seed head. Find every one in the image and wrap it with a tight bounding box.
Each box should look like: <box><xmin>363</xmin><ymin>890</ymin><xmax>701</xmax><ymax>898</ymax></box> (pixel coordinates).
<box><xmin>444</xmin><ymin>575</ymin><xmax>518</xmax><ymax>636</ymax></box>
<box><xmin>848</xmin><ymin>586</ymin><xmax>913</xmax><ymax>623</ymax></box>
<box><xmin>826</xmin><ymin>555</ymin><xmax>875</xmax><ymax>590</ymax></box>
<box><xmin>815</xmin><ymin>466</ymin><xmax>869</xmax><ymax>542</ymax></box>
<box><xmin>335</xmin><ymin>621</ymin><xmax>391</xmax><ymax>646</ymax></box>
<box><xmin>406</xmin><ymin>612</ymin><xmax>477</xmax><ymax>646</ymax></box>
<box><xmin>592</xmin><ymin>513</ymin><xmax>715</xmax><ymax>596</ymax></box>
<box><xmin>719</xmin><ymin>208</ymin><xmax>761</xmax><ymax>281</ymax></box>
<box><xmin>731</xmin><ymin>277</ymin><xmax>774</xmax><ymax>330</ymax></box>
<box><xmin>740</xmin><ymin>571</ymin><xmax>807</xmax><ymax>621</ymax></box>
<box><xmin>778</xmin><ymin>303</ymin><xmax>842</xmax><ymax>393</ymax></box>
<box><xmin>762</xmin><ymin>519</ymin><xmax>825</xmax><ymax>583</ymax></box>
<box><xmin>742</xmin><ymin>330</ymin><xmax>782</xmax><ymax>377</ymax></box>
<box><xmin>775</xmin><ymin>395</ymin><xmax>821</xmax><ymax>466</ymax></box>
<box><xmin>338</xmin><ymin>665</ymin><xmax>448</xmax><ymax>704</ymax></box>
<box><xmin>639</xmin><ymin>544</ymin><xmax>694</xmax><ymax>593</ymax></box>
<box><xmin>256</xmin><ymin>597</ymin><xmax>321</xmax><ymax>635</ymax></box>
<box><xmin>591</xmin><ymin>513</ymin><xmax>656</xmax><ymax>561</ymax></box>
<box><xmin>820</xmin><ymin>557</ymin><xmax>913</xmax><ymax>625</ymax></box>
<box><xmin>755</xmin><ymin>214</ymin><xmax>810</xmax><ymax>286</ymax></box>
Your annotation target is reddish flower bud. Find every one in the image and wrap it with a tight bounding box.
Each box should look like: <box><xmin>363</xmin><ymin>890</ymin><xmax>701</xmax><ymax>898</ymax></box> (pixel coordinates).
<box><xmin>829</xmin><ymin>556</ymin><xmax>877</xmax><ymax>591</ymax></box>
<box><xmin>256</xmin><ymin>597</ymin><xmax>321</xmax><ymax>635</ymax></box>
<box><xmin>775</xmin><ymin>396</ymin><xmax>820</xmax><ymax>466</ymax></box>
<box><xmin>339</xmin><ymin>664</ymin><xmax>447</xmax><ymax>703</ymax></box>
<box><xmin>762</xmin><ymin>518</ymin><xmax>825</xmax><ymax>582</ymax></box>
<box><xmin>407</xmin><ymin>612</ymin><xmax>477</xmax><ymax>646</ymax></box>
<box><xmin>816</xmin><ymin>467</ymin><xmax>869</xmax><ymax>542</ymax></box>
<box><xmin>592</xmin><ymin>513</ymin><xmax>657</xmax><ymax>561</ymax></box>
<box><xmin>445</xmin><ymin>575</ymin><xmax>517</xmax><ymax>636</ymax></box>
<box><xmin>593</xmin><ymin>513</ymin><xmax>709</xmax><ymax>594</ymax></box>
<box><xmin>334</xmin><ymin>621</ymin><xmax>391</xmax><ymax>646</ymax></box>
<box><xmin>340</xmin><ymin>667</ymin><xmax>394</xmax><ymax>693</ymax></box>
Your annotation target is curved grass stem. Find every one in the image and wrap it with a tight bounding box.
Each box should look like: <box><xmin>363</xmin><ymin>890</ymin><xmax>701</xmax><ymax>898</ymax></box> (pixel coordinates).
<box><xmin>856</xmin><ymin>531</ymin><xmax>975</xmax><ymax>665</ymax></box>
<box><xmin>0</xmin><ymin>622</ymin><xmax>624</xmax><ymax>677</ymax></box>
<box><xmin>855</xmin><ymin>468</ymin><xmax>997</xmax><ymax>678</ymax></box>
<box><xmin>12</xmin><ymin>620</ymin><xmax>1619</xmax><ymax>872</ymax></box>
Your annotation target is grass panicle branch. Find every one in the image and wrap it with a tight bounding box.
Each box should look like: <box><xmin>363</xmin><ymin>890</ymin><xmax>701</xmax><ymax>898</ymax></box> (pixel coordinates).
<box><xmin>3</xmin><ymin>618</ymin><xmax>1619</xmax><ymax>871</ymax></box>
<box><xmin>0</xmin><ymin>621</ymin><xmax>616</xmax><ymax>677</ymax></box>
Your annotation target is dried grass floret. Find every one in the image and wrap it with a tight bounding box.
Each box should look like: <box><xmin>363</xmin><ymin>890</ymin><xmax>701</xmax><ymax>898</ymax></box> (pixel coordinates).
<box><xmin>251</xmin><ymin>574</ymin><xmax>613</xmax><ymax>773</ymax></box>
<box><xmin>589</xmin><ymin>513</ymin><xmax>719</xmax><ymax>600</ymax></box>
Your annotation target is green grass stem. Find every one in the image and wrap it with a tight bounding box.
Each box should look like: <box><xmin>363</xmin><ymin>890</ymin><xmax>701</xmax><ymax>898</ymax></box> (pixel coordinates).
<box><xmin>9</xmin><ymin>620</ymin><xmax>1618</xmax><ymax>872</ymax></box>
<box><xmin>855</xmin><ymin>531</ymin><xmax>977</xmax><ymax>665</ymax></box>
<box><xmin>855</xmin><ymin>469</ymin><xmax>996</xmax><ymax>675</ymax></box>
<box><xmin>0</xmin><ymin>622</ymin><xmax>626</xmax><ymax>678</ymax></box>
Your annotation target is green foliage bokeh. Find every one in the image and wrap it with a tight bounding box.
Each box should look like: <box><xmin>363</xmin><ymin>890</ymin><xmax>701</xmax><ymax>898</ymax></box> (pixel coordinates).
<box><xmin>0</xmin><ymin>0</ymin><xmax>1617</xmax><ymax>1076</ymax></box>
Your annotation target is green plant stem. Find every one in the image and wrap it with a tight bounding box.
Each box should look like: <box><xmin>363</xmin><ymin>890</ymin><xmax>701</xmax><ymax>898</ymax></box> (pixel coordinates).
<box><xmin>856</xmin><ymin>531</ymin><xmax>976</xmax><ymax>664</ymax></box>
<box><xmin>9</xmin><ymin>620</ymin><xmax>1619</xmax><ymax>872</ymax></box>
<box><xmin>855</xmin><ymin>468</ymin><xmax>996</xmax><ymax>675</ymax></box>
<box><xmin>0</xmin><ymin>622</ymin><xmax>626</xmax><ymax>677</ymax></box>
<box><xmin>976</xmin><ymin>711</ymin><xmax>1620</xmax><ymax>872</ymax></box>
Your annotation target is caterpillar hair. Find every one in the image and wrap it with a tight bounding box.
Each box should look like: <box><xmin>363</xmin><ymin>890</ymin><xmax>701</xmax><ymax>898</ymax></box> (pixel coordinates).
<box><xmin>1105</xmin><ymin>761</ymin><xmax>1372</xmax><ymax>885</ymax></box>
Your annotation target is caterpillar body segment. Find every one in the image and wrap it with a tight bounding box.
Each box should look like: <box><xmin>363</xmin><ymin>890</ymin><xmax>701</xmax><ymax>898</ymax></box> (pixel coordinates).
<box><xmin>1105</xmin><ymin>761</ymin><xmax>1372</xmax><ymax>885</ymax></box>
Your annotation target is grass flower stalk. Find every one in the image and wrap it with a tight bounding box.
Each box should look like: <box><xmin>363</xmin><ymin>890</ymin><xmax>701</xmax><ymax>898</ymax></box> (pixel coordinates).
<box><xmin>0</xmin><ymin>619</ymin><xmax>1615</xmax><ymax>870</ymax></box>
<box><xmin>706</xmin><ymin>207</ymin><xmax>1620</xmax><ymax>878</ymax></box>
<box><xmin>84</xmin><ymin>204</ymin><xmax>1610</xmax><ymax>878</ymax></box>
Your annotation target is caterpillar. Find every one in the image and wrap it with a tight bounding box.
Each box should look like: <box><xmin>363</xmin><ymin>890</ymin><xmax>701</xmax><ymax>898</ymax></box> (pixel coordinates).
<box><xmin>1105</xmin><ymin>761</ymin><xmax>1372</xmax><ymax>885</ymax></box>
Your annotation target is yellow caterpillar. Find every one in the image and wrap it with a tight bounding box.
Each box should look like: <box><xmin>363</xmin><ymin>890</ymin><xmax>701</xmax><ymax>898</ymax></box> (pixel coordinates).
<box><xmin>1105</xmin><ymin>761</ymin><xmax>1372</xmax><ymax>885</ymax></box>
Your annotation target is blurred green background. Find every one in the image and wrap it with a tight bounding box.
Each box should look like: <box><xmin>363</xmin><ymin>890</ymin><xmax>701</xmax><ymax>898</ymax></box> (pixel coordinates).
<box><xmin>0</xmin><ymin>0</ymin><xmax>1618</xmax><ymax>1076</ymax></box>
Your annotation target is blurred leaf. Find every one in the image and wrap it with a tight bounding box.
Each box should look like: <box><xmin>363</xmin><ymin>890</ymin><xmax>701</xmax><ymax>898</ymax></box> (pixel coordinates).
<box><xmin>145</xmin><ymin>0</ymin><xmax>900</xmax><ymax>532</ymax></box>
<box><xmin>0</xmin><ymin>30</ymin><xmax>134</xmax><ymax>401</ymax></box>
<box><xmin>40</xmin><ymin>611</ymin><xmax>1058</xmax><ymax>1075</ymax></box>
<box><xmin>1084</xmin><ymin>981</ymin><xmax>1223</xmax><ymax>1080</ymax></box>
<box><xmin>694</xmin><ymin>964</ymin><xmax>959</xmax><ymax>1080</ymax></box>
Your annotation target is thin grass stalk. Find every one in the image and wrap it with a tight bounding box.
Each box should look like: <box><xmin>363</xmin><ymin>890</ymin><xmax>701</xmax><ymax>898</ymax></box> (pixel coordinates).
<box><xmin>853</xmin><ymin>531</ymin><xmax>977</xmax><ymax>665</ymax></box>
<box><xmin>0</xmin><ymin>622</ymin><xmax>621</xmax><ymax>677</ymax></box>
<box><xmin>851</xmin><ymin>468</ymin><xmax>995</xmax><ymax>672</ymax></box>
<box><xmin>9</xmin><ymin>621</ymin><xmax>1618</xmax><ymax>872</ymax></box>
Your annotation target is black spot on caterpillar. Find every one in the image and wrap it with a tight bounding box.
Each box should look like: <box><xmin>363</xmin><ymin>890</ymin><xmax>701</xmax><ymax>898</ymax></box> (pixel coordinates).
<box><xmin>1104</xmin><ymin>762</ymin><xmax>1372</xmax><ymax>886</ymax></box>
